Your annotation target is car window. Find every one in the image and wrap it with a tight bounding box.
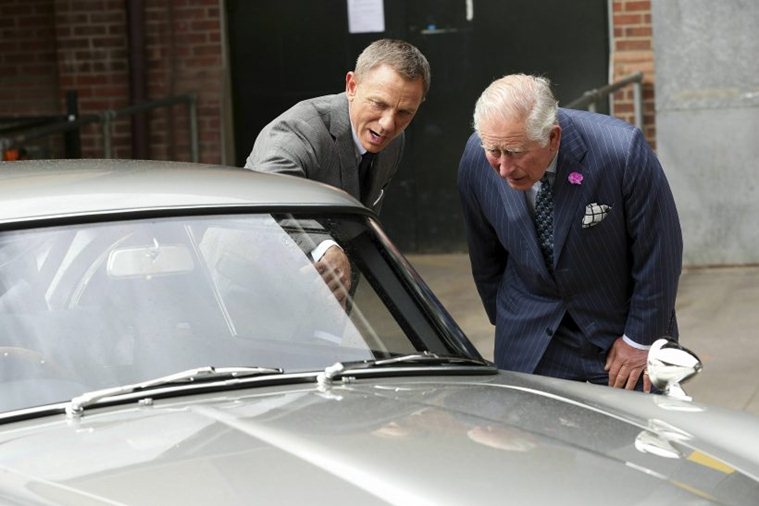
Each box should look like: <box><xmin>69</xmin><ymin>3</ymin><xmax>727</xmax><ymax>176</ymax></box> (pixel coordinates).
<box><xmin>0</xmin><ymin>213</ymin><xmax>436</xmax><ymax>413</ymax></box>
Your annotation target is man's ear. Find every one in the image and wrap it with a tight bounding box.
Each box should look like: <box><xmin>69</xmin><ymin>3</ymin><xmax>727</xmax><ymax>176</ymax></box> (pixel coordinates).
<box><xmin>345</xmin><ymin>71</ymin><xmax>358</xmax><ymax>99</ymax></box>
<box><xmin>549</xmin><ymin>125</ymin><xmax>562</xmax><ymax>151</ymax></box>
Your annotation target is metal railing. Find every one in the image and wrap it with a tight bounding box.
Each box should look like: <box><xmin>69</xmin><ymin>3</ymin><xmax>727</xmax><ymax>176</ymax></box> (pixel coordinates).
<box><xmin>0</xmin><ymin>93</ymin><xmax>198</xmax><ymax>162</ymax></box>
<box><xmin>565</xmin><ymin>71</ymin><xmax>644</xmax><ymax>129</ymax></box>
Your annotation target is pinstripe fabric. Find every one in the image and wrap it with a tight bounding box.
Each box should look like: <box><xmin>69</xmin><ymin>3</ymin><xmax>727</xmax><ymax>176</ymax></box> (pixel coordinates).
<box><xmin>457</xmin><ymin>108</ymin><xmax>683</xmax><ymax>375</ymax></box>
<box><xmin>243</xmin><ymin>92</ymin><xmax>404</xmax><ymax>214</ymax></box>
<box><xmin>533</xmin><ymin>327</ymin><xmax>607</xmax><ymax>383</ymax></box>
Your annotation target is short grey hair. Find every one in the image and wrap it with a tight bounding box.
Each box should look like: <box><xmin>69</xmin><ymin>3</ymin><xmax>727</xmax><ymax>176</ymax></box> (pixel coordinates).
<box><xmin>473</xmin><ymin>74</ymin><xmax>558</xmax><ymax>145</ymax></box>
<box><xmin>354</xmin><ymin>39</ymin><xmax>431</xmax><ymax>98</ymax></box>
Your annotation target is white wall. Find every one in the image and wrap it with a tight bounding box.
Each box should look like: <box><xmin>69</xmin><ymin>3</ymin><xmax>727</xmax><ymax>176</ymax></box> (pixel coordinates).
<box><xmin>653</xmin><ymin>0</ymin><xmax>759</xmax><ymax>266</ymax></box>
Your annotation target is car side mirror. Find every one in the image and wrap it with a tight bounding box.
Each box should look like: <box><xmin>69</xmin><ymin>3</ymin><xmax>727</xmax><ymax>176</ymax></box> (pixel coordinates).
<box><xmin>647</xmin><ymin>339</ymin><xmax>703</xmax><ymax>401</ymax></box>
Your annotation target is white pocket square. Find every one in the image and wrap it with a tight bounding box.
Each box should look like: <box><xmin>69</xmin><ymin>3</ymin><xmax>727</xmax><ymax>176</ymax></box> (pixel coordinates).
<box><xmin>582</xmin><ymin>202</ymin><xmax>611</xmax><ymax>228</ymax></box>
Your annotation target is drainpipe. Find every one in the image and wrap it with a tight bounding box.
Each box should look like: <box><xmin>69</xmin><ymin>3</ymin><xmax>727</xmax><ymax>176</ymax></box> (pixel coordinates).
<box><xmin>126</xmin><ymin>0</ymin><xmax>148</xmax><ymax>159</ymax></box>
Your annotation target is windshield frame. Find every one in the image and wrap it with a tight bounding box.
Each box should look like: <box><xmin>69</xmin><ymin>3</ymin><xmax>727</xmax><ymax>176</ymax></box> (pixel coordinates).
<box><xmin>0</xmin><ymin>204</ymin><xmax>488</xmax><ymax>418</ymax></box>
<box><xmin>36</xmin><ymin>205</ymin><xmax>482</xmax><ymax>358</ymax></box>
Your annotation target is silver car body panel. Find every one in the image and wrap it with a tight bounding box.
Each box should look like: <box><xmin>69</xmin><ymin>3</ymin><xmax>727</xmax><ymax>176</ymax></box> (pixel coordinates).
<box><xmin>0</xmin><ymin>159</ymin><xmax>362</xmax><ymax>225</ymax></box>
<box><xmin>1</xmin><ymin>372</ymin><xmax>758</xmax><ymax>505</ymax></box>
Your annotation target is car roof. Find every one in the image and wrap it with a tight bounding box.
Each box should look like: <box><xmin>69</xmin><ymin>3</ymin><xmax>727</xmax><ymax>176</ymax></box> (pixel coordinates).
<box><xmin>0</xmin><ymin>159</ymin><xmax>364</xmax><ymax>225</ymax></box>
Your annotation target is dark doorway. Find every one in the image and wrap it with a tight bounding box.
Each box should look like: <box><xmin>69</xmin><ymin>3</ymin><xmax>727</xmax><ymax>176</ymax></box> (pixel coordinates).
<box><xmin>226</xmin><ymin>0</ymin><xmax>609</xmax><ymax>252</ymax></box>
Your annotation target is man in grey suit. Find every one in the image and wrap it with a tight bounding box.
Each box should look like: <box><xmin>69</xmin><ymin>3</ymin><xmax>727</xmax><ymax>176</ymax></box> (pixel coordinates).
<box><xmin>245</xmin><ymin>39</ymin><xmax>430</xmax><ymax>305</ymax></box>
<box><xmin>458</xmin><ymin>74</ymin><xmax>682</xmax><ymax>391</ymax></box>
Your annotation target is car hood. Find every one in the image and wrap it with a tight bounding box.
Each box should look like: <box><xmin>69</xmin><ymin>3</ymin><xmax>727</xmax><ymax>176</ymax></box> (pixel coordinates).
<box><xmin>1</xmin><ymin>372</ymin><xmax>758</xmax><ymax>505</ymax></box>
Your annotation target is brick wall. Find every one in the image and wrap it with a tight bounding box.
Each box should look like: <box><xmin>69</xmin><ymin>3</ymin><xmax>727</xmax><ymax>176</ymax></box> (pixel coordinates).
<box><xmin>1</xmin><ymin>0</ymin><xmax>223</xmax><ymax>163</ymax></box>
<box><xmin>0</xmin><ymin>0</ymin><xmax>60</xmax><ymax>115</ymax></box>
<box><xmin>55</xmin><ymin>0</ymin><xmax>130</xmax><ymax>158</ymax></box>
<box><xmin>2</xmin><ymin>1</ymin><xmax>654</xmax><ymax>162</ymax></box>
<box><xmin>142</xmin><ymin>0</ymin><xmax>224</xmax><ymax>163</ymax></box>
<box><xmin>610</xmin><ymin>0</ymin><xmax>656</xmax><ymax>148</ymax></box>
<box><xmin>0</xmin><ymin>0</ymin><xmax>62</xmax><ymax>158</ymax></box>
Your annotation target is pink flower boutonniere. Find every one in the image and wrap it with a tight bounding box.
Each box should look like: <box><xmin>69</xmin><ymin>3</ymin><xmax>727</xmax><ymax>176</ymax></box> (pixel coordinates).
<box><xmin>568</xmin><ymin>171</ymin><xmax>584</xmax><ymax>185</ymax></box>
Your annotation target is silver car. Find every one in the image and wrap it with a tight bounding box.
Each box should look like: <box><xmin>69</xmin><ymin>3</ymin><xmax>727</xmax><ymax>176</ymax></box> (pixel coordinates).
<box><xmin>0</xmin><ymin>159</ymin><xmax>756</xmax><ymax>505</ymax></box>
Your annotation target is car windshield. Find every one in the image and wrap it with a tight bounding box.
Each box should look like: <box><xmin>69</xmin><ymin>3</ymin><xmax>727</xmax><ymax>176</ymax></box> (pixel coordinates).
<box><xmin>0</xmin><ymin>212</ymin><xmax>470</xmax><ymax>413</ymax></box>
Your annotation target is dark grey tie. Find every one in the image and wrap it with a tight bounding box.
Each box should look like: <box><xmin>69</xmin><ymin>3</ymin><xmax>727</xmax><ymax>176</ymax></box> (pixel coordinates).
<box><xmin>358</xmin><ymin>152</ymin><xmax>375</xmax><ymax>202</ymax></box>
<box><xmin>534</xmin><ymin>174</ymin><xmax>554</xmax><ymax>271</ymax></box>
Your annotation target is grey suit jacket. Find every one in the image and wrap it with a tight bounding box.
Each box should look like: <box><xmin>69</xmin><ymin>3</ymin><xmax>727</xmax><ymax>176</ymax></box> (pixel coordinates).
<box><xmin>458</xmin><ymin>108</ymin><xmax>683</xmax><ymax>373</ymax></box>
<box><xmin>244</xmin><ymin>92</ymin><xmax>404</xmax><ymax>214</ymax></box>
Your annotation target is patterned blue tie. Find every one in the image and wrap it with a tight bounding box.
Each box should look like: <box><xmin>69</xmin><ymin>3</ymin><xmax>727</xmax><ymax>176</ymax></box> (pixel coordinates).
<box><xmin>534</xmin><ymin>174</ymin><xmax>554</xmax><ymax>271</ymax></box>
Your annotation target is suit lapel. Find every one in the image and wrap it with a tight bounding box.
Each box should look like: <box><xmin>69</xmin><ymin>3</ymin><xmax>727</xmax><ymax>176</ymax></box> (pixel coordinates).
<box><xmin>495</xmin><ymin>174</ymin><xmax>553</xmax><ymax>279</ymax></box>
<box><xmin>552</xmin><ymin>110</ymin><xmax>589</xmax><ymax>264</ymax></box>
<box><xmin>329</xmin><ymin>93</ymin><xmax>361</xmax><ymax>200</ymax></box>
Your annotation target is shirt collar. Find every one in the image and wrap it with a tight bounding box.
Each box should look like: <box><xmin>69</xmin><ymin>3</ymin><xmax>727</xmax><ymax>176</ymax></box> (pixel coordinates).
<box><xmin>533</xmin><ymin>151</ymin><xmax>559</xmax><ymax>189</ymax></box>
<box><xmin>349</xmin><ymin>118</ymin><xmax>366</xmax><ymax>157</ymax></box>
<box><xmin>527</xmin><ymin>152</ymin><xmax>559</xmax><ymax>210</ymax></box>
<box><xmin>545</xmin><ymin>151</ymin><xmax>558</xmax><ymax>178</ymax></box>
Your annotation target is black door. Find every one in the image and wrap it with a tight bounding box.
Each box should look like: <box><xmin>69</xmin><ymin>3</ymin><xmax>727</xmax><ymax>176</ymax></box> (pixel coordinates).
<box><xmin>227</xmin><ymin>0</ymin><xmax>609</xmax><ymax>252</ymax></box>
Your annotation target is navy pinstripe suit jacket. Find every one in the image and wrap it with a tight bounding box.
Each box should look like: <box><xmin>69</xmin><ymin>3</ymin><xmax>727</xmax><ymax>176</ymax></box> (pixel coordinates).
<box><xmin>458</xmin><ymin>108</ymin><xmax>683</xmax><ymax>373</ymax></box>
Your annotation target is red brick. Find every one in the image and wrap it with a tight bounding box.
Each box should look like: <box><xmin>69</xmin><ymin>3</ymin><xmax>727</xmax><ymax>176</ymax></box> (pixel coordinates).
<box><xmin>1</xmin><ymin>4</ymin><xmax>34</xmax><ymax>16</ymax></box>
<box><xmin>625</xmin><ymin>26</ymin><xmax>652</xmax><ymax>37</ymax></box>
<box><xmin>107</xmin><ymin>23</ymin><xmax>126</xmax><ymax>35</ymax></box>
<box><xmin>78</xmin><ymin>100</ymin><xmax>109</xmax><ymax>111</ymax></box>
<box><xmin>616</xmin><ymin>39</ymin><xmax>651</xmax><ymax>51</ymax></box>
<box><xmin>623</xmin><ymin>1</ymin><xmax>650</xmax><ymax>12</ymax></box>
<box><xmin>173</xmin><ymin>7</ymin><xmax>206</xmax><ymax>20</ymax></box>
<box><xmin>68</xmin><ymin>1</ymin><xmax>105</xmax><ymax>11</ymax></box>
<box><xmin>75</xmin><ymin>74</ymin><xmax>109</xmax><ymax>86</ymax></box>
<box><xmin>91</xmin><ymin>12</ymin><xmax>123</xmax><ymax>24</ymax></box>
<box><xmin>55</xmin><ymin>12</ymin><xmax>89</xmax><ymax>25</ymax></box>
<box><xmin>189</xmin><ymin>20</ymin><xmax>219</xmax><ymax>32</ymax></box>
<box><xmin>5</xmin><ymin>53</ymin><xmax>36</xmax><ymax>65</ymax></box>
<box><xmin>18</xmin><ymin>15</ymin><xmax>55</xmax><ymax>28</ymax></box>
<box><xmin>32</xmin><ymin>3</ymin><xmax>55</xmax><ymax>15</ymax></box>
<box><xmin>176</xmin><ymin>32</ymin><xmax>209</xmax><ymax>45</ymax></box>
<box><xmin>18</xmin><ymin>64</ymin><xmax>55</xmax><ymax>76</ymax></box>
<box><xmin>193</xmin><ymin>44</ymin><xmax>220</xmax><ymax>56</ymax></box>
<box><xmin>614</xmin><ymin>13</ymin><xmax>642</xmax><ymax>25</ymax></box>
<box><xmin>183</xmin><ymin>56</ymin><xmax>221</xmax><ymax>68</ymax></box>
<box><xmin>91</xmin><ymin>36</ymin><xmax>127</xmax><ymax>48</ymax></box>
<box><xmin>57</xmin><ymin>37</ymin><xmax>89</xmax><ymax>49</ymax></box>
<box><xmin>0</xmin><ymin>41</ymin><xmax>19</xmax><ymax>52</ymax></box>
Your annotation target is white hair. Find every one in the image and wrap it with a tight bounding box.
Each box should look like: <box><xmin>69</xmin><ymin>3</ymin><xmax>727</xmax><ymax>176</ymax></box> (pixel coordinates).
<box><xmin>473</xmin><ymin>74</ymin><xmax>558</xmax><ymax>145</ymax></box>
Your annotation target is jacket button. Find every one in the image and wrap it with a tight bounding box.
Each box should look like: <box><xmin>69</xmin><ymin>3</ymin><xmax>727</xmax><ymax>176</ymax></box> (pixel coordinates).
<box><xmin>545</xmin><ymin>328</ymin><xmax>553</xmax><ymax>336</ymax></box>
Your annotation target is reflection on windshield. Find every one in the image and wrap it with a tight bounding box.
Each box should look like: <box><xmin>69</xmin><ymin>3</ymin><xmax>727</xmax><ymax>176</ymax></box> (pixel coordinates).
<box><xmin>0</xmin><ymin>214</ymin><xmax>418</xmax><ymax>412</ymax></box>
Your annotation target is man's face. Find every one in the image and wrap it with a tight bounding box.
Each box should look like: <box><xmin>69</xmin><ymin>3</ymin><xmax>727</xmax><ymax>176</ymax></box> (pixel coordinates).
<box><xmin>346</xmin><ymin>64</ymin><xmax>425</xmax><ymax>153</ymax></box>
<box><xmin>479</xmin><ymin>116</ymin><xmax>561</xmax><ymax>191</ymax></box>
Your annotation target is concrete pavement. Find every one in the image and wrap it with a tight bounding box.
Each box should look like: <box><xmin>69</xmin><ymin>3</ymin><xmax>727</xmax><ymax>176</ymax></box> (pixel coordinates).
<box><xmin>407</xmin><ymin>253</ymin><xmax>759</xmax><ymax>417</ymax></box>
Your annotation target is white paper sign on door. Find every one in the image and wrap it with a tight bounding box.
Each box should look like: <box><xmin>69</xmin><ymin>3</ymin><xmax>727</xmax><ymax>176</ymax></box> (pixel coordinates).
<box><xmin>347</xmin><ymin>0</ymin><xmax>385</xmax><ymax>34</ymax></box>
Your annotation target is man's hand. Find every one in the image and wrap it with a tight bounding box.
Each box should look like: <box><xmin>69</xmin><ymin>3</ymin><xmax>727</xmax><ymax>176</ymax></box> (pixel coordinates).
<box><xmin>604</xmin><ymin>337</ymin><xmax>651</xmax><ymax>392</ymax></box>
<box><xmin>314</xmin><ymin>245</ymin><xmax>352</xmax><ymax>306</ymax></box>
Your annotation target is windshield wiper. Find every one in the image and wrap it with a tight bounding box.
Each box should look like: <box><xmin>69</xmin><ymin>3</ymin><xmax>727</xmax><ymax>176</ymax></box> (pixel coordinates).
<box><xmin>66</xmin><ymin>365</ymin><xmax>283</xmax><ymax>418</ymax></box>
<box><xmin>317</xmin><ymin>351</ymin><xmax>493</xmax><ymax>386</ymax></box>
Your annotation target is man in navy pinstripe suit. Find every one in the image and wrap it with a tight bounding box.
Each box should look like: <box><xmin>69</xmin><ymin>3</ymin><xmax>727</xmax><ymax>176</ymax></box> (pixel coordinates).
<box><xmin>458</xmin><ymin>74</ymin><xmax>682</xmax><ymax>391</ymax></box>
